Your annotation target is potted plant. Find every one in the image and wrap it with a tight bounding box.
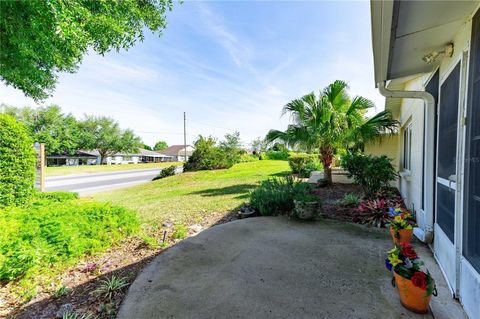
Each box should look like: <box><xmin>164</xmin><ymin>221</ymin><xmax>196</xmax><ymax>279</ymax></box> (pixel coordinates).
<box><xmin>387</xmin><ymin>208</ymin><xmax>417</xmax><ymax>245</ymax></box>
<box><xmin>386</xmin><ymin>243</ymin><xmax>436</xmax><ymax>313</ymax></box>
<box><xmin>292</xmin><ymin>194</ymin><xmax>321</xmax><ymax>220</ymax></box>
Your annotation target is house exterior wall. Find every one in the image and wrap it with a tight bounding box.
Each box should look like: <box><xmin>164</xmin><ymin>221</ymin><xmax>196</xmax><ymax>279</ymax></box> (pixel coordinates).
<box><xmin>397</xmin><ymin>79</ymin><xmax>426</xmax><ymax>217</ymax></box>
<box><xmin>373</xmin><ymin>12</ymin><xmax>479</xmax><ymax>318</ymax></box>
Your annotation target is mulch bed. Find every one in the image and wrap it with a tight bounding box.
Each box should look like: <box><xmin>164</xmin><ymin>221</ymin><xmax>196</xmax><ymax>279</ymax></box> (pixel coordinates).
<box><xmin>312</xmin><ymin>183</ymin><xmax>364</xmax><ymax>222</ymax></box>
<box><xmin>312</xmin><ymin>183</ymin><xmax>403</xmax><ymax>226</ymax></box>
<box><xmin>2</xmin><ymin>211</ymin><xmax>240</xmax><ymax>319</ymax></box>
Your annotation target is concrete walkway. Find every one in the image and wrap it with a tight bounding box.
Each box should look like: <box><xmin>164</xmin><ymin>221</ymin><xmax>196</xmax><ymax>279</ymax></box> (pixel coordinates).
<box><xmin>118</xmin><ymin>218</ymin><xmax>457</xmax><ymax>319</ymax></box>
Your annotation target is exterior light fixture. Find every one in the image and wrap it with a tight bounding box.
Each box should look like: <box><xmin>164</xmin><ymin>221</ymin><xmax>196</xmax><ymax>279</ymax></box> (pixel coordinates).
<box><xmin>422</xmin><ymin>43</ymin><xmax>454</xmax><ymax>64</ymax></box>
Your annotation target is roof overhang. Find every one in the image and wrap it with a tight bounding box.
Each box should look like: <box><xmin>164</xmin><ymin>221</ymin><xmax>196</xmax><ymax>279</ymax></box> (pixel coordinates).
<box><xmin>371</xmin><ymin>0</ymin><xmax>478</xmax><ymax>86</ymax></box>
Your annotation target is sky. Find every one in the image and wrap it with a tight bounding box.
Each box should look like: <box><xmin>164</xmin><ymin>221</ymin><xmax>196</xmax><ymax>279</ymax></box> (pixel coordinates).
<box><xmin>0</xmin><ymin>0</ymin><xmax>384</xmax><ymax>148</ymax></box>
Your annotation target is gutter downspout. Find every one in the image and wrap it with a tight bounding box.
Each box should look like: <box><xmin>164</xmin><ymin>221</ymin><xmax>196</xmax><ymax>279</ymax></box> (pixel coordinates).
<box><xmin>377</xmin><ymin>81</ymin><xmax>435</xmax><ymax>244</ymax></box>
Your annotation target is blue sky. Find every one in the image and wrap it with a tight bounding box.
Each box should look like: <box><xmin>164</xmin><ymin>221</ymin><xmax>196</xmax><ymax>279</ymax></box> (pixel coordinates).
<box><xmin>0</xmin><ymin>1</ymin><xmax>383</xmax><ymax>147</ymax></box>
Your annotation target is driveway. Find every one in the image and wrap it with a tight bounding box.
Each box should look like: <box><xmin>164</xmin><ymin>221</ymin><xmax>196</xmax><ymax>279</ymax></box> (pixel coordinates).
<box><xmin>45</xmin><ymin>167</ymin><xmax>181</xmax><ymax>195</ymax></box>
<box><xmin>119</xmin><ymin>218</ymin><xmax>462</xmax><ymax>319</ymax></box>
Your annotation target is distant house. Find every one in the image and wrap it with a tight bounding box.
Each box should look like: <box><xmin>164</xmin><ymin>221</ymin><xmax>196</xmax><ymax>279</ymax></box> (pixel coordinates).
<box><xmin>47</xmin><ymin>150</ymin><xmax>100</xmax><ymax>166</ymax></box>
<box><xmin>106</xmin><ymin>148</ymin><xmax>173</xmax><ymax>164</ymax></box>
<box><xmin>46</xmin><ymin>148</ymin><xmax>173</xmax><ymax>166</ymax></box>
<box><xmin>159</xmin><ymin>145</ymin><xmax>194</xmax><ymax>162</ymax></box>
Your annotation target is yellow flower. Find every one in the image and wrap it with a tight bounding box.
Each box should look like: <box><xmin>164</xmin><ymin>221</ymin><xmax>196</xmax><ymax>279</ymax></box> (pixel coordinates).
<box><xmin>388</xmin><ymin>255</ymin><xmax>402</xmax><ymax>267</ymax></box>
<box><xmin>405</xmin><ymin>224</ymin><xmax>413</xmax><ymax>230</ymax></box>
<box><xmin>394</xmin><ymin>215</ymin><xmax>403</xmax><ymax>223</ymax></box>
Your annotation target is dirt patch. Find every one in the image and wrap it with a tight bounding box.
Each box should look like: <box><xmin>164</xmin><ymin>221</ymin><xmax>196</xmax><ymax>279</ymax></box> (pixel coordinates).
<box><xmin>312</xmin><ymin>183</ymin><xmax>363</xmax><ymax>221</ymax></box>
<box><xmin>2</xmin><ymin>211</ymin><xmax>239</xmax><ymax>319</ymax></box>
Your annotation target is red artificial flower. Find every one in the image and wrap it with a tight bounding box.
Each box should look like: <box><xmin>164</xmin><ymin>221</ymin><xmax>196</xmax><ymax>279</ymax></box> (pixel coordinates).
<box><xmin>411</xmin><ymin>272</ymin><xmax>428</xmax><ymax>290</ymax></box>
<box><xmin>400</xmin><ymin>243</ymin><xmax>418</xmax><ymax>259</ymax></box>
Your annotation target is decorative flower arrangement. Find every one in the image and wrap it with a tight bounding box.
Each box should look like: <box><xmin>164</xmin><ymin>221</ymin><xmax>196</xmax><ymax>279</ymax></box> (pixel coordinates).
<box><xmin>385</xmin><ymin>243</ymin><xmax>435</xmax><ymax>296</ymax></box>
<box><xmin>388</xmin><ymin>208</ymin><xmax>417</xmax><ymax>233</ymax></box>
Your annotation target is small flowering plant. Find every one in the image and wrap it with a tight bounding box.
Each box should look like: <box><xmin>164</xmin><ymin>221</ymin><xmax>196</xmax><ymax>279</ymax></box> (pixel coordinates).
<box><xmin>385</xmin><ymin>243</ymin><xmax>435</xmax><ymax>296</ymax></box>
<box><xmin>387</xmin><ymin>207</ymin><xmax>417</xmax><ymax>235</ymax></box>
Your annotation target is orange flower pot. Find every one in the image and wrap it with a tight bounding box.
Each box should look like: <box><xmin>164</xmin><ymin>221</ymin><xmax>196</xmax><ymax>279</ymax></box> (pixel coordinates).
<box><xmin>393</xmin><ymin>272</ymin><xmax>432</xmax><ymax>314</ymax></box>
<box><xmin>390</xmin><ymin>227</ymin><xmax>413</xmax><ymax>245</ymax></box>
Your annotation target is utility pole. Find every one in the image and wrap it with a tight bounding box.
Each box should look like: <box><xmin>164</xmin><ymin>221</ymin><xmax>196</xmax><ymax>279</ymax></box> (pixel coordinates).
<box><xmin>183</xmin><ymin>112</ymin><xmax>187</xmax><ymax>162</ymax></box>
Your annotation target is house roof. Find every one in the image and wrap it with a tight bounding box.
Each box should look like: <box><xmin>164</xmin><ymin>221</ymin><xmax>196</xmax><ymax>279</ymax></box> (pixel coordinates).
<box><xmin>137</xmin><ymin>148</ymin><xmax>172</xmax><ymax>157</ymax></box>
<box><xmin>160</xmin><ymin>145</ymin><xmax>194</xmax><ymax>156</ymax></box>
<box><xmin>371</xmin><ymin>1</ymin><xmax>478</xmax><ymax>85</ymax></box>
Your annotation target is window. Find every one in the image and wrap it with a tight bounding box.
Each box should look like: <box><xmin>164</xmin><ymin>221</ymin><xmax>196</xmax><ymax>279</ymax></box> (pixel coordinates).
<box><xmin>403</xmin><ymin>123</ymin><xmax>413</xmax><ymax>171</ymax></box>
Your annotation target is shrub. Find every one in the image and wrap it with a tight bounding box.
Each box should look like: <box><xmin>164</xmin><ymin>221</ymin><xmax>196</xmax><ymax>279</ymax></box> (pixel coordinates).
<box><xmin>262</xmin><ymin>150</ymin><xmax>289</xmax><ymax>160</ymax></box>
<box><xmin>288</xmin><ymin>154</ymin><xmax>322</xmax><ymax>177</ymax></box>
<box><xmin>338</xmin><ymin>193</ymin><xmax>360</xmax><ymax>206</ymax></box>
<box><xmin>33</xmin><ymin>191</ymin><xmax>79</xmax><ymax>203</ymax></box>
<box><xmin>0</xmin><ymin>115</ymin><xmax>36</xmax><ymax>207</ymax></box>
<box><xmin>341</xmin><ymin>153</ymin><xmax>397</xmax><ymax>196</ymax></box>
<box><xmin>0</xmin><ymin>199</ymin><xmax>139</xmax><ymax>281</ymax></box>
<box><xmin>249</xmin><ymin>176</ymin><xmax>312</xmax><ymax>216</ymax></box>
<box><xmin>93</xmin><ymin>275</ymin><xmax>129</xmax><ymax>300</ymax></box>
<box><xmin>152</xmin><ymin>165</ymin><xmax>176</xmax><ymax>180</ymax></box>
<box><xmin>239</xmin><ymin>154</ymin><xmax>259</xmax><ymax>163</ymax></box>
<box><xmin>184</xmin><ymin>136</ymin><xmax>239</xmax><ymax>171</ymax></box>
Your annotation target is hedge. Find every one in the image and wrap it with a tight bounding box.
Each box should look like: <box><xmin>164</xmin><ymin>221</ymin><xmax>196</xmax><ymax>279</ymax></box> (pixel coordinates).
<box><xmin>0</xmin><ymin>115</ymin><xmax>36</xmax><ymax>207</ymax></box>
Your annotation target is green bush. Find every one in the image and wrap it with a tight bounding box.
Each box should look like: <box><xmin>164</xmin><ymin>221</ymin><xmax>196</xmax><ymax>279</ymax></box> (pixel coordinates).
<box><xmin>33</xmin><ymin>191</ymin><xmax>79</xmax><ymax>203</ymax></box>
<box><xmin>262</xmin><ymin>150</ymin><xmax>289</xmax><ymax>160</ymax></box>
<box><xmin>341</xmin><ymin>153</ymin><xmax>397</xmax><ymax>196</ymax></box>
<box><xmin>249</xmin><ymin>176</ymin><xmax>312</xmax><ymax>216</ymax></box>
<box><xmin>152</xmin><ymin>165</ymin><xmax>176</xmax><ymax>180</ymax></box>
<box><xmin>288</xmin><ymin>154</ymin><xmax>322</xmax><ymax>177</ymax></box>
<box><xmin>0</xmin><ymin>115</ymin><xmax>36</xmax><ymax>207</ymax></box>
<box><xmin>238</xmin><ymin>154</ymin><xmax>259</xmax><ymax>163</ymax></box>
<box><xmin>338</xmin><ymin>193</ymin><xmax>361</xmax><ymax>206</ymax></box>
<box><xmin>0</xmin><ymin>198</ymin><xmax>139</xmax><ymax>281</ymax></box>
<box><xmin>184</xmin><ymin>136</ymin><xmax>239</xmax><ymax>171</ymax></box>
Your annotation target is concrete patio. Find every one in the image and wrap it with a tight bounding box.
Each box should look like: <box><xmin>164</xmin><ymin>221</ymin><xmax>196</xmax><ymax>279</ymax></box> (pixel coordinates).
<box><xmin>118</xmin><ymin>217</ymin><xmax>465</xmax><ymax>319</ymax></box>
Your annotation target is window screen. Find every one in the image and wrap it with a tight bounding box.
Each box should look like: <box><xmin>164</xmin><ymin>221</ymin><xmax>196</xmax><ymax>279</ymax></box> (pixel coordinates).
<box><xmin>437</xmin><ymin>63</ymin><xmax>460</xmax><ymax>180</ymax></box>
<box><xmin>464</xmin><ymin>8</ymin><xmax>480</xmax><ymax>272</ymax></box>
<box><xmin>437</xmin><ymin>183</ymin><xmax>455</xmax><ymax>242</ymax></box>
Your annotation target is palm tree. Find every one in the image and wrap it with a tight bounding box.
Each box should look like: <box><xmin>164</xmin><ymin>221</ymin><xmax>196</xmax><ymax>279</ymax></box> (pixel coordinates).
<box><xmin>266</xmin><ymin>80</ymin><xmax>398</xmax><ymax>184</ymax></box>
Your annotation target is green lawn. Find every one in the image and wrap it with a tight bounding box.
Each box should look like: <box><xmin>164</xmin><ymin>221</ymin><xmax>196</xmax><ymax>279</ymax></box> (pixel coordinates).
<box><xmin>91</xmin><ymin>160</ymin><xmax>290</xmax><ymax>225</ymax></box>
<box><xmin>46</xmin><ymin>162</ymin><xmax>182</xmax><ymax>176</ymax></box>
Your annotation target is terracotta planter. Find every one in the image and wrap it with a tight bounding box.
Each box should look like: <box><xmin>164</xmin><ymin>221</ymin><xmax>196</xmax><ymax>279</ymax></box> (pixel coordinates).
<box><xmin>390</xmin><ymin>227</ymin><xmax>413</xmax><ymax>245</ymax></box>
<box><xmin>393</xmin><ymin>271</ymin><xmax>432</xmax><ymax>314</ymax></box>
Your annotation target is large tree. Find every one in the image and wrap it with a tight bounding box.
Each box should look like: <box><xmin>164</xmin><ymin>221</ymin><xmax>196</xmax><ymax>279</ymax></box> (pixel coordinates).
<box><xmin>153</xmin><ymin>140</ymin><xmax>168</xmax><ymax>151</ymax></box>
<box><xmin>80</xmin><ymin>116</ymin><xmax>142</xmax><ymax>164</ymax></box>
<box><xmin>2</xmin><ymin>104</ymin><xmax>82</xmax><ymax>155</ymax></box>
<box><xmin>266</xmin><ymin>80</ymin><xmax>398</xmax><ymax>183</ymax></box>
<box><xmin>0</xmin><ymin>0</ymin><xmax>173</xmax><ymax>100</ymax></box>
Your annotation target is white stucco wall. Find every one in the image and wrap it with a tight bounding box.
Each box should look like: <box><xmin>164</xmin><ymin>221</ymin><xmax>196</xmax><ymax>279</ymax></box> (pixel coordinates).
<box><xmin>397</xmin><ymin>78</ymin><xmax>426</xmax><ymax>216</ymax></box>
<box><xmin>390</xmin><ymin>12</ymin><xmax>480</xmax><ymax>319</ymax></box>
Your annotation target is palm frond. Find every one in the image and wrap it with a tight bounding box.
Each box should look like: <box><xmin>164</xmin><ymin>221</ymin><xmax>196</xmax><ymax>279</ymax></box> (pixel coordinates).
<box><xmin>323</xmin><ymin>80</ymin><xmax>349</xmax><ymax>108</ymax></box>
<box><xmin>346</xmin><ymin>96</ymin><xmax>374</xmax><ymax>115</ymax></box>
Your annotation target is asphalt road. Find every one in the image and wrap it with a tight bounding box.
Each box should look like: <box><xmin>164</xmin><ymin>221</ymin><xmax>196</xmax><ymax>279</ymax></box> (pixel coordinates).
<box><xmin>45</xmin><ymin>167</ymin><xmax>181</xmax><ymax>195</ymax></box>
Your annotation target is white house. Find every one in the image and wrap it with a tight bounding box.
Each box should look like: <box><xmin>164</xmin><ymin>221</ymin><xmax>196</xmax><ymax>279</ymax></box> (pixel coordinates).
<box><xmin>105</xmin><ymin>148</ymin><xmax>173</xmax><ymax>165</ymax></box>
<box><xmin>160</xmin><ymin>145</ymin><xmax>194</xmax><ymax>162</ymax></box>
<box><xmin>47</xmin><ymin>148</ymin><xmax>173</xmax><ymax>166</ymax></box>
<box><xmin>370</xmin><ymin>1</ymin><xmax>480</xmax><ymax>318</ymax></box>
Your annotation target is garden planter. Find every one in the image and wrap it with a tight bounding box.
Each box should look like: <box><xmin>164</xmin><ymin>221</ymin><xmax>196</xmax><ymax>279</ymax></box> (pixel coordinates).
<box><xmin>393</xmin><ymin>271</ymin><xmax>432</xmax><ymax>314</ymax></box>
<box><xmin>390</xmin><ymin>227</ymin><xmax>413</xmax><ymax>245</ymax></box>
<box><xmin>293</xmin><ymin>200</ymin><xmax>320</xmax><ymax>220</ymax></box>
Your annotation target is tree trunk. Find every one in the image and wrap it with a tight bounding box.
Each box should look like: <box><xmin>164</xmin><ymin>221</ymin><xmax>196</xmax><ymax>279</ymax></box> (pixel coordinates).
<box><xmin>323</xmin><ymin>166</ymin><xmax>332</xmax><ymax>184</ymax></box>
<box><xmin>319</xmin><ymin>146</ymin><xmax>334</xmax><ymax>184</ymax></box>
